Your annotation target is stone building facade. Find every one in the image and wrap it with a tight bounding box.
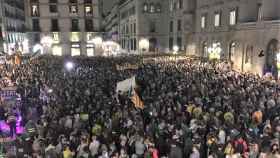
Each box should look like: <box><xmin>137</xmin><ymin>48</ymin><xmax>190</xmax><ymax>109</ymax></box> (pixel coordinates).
<box><xmin>25</xmin><ymin>0</ymin><xmax>102</xmax><ymax>56</ymax></box>
<box><xmin>103</xmin><ymin>3</ymin><xmax>119</xmax><ymax>42</ymax></box>
<box><xmin>118</xmin><ymin>0</ymin><xmax>169</xmax><ymax>53</ymax></box>
<box><xmin>0</xmin><ymin>0</ymin><xmax>25</xmax><ymax>54</ymax></box>
<box><xmin>189</xmin><ymin>0</ymin><xmax>280</xmax><ymax>76</ymax></box>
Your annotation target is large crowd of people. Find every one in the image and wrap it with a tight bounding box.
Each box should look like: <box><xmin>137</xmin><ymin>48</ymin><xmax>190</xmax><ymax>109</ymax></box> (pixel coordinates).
<box><xmin>0</xmin><ymin>55</ymin><xmax>279</xmax><ymax>158</ymax></box>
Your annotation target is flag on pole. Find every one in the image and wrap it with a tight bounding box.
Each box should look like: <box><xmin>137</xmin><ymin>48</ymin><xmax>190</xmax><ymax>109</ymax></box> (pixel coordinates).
<box><xmin>130</xmin><ymin>89</ymin><xmax>144</xmax><ymax>109</ymax></box>
<box><xmin>15</xmin><ymin>53</ymin><xmax>21</xmax><ymax>65</ymax></box>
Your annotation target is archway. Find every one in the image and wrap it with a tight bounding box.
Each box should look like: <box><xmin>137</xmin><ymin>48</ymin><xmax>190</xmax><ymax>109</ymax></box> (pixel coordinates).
<box><xmin>149</xmin><ymin>38</ymin><xmax>157</xmax><ymax>52</ymax></box>
<box><xmin>202</xmin><ymin>42</ymin><xmax>207</xmax><ymax>57</ymax></box>
<box><xmin>265</xmin><ymin>39</ymin><xmax>279</xmax><ymax>78</ymax></box>
<box><xmin>229</xmin><ymin>42</ymin><xmax>236</xmax><ymax>61</ymax></box>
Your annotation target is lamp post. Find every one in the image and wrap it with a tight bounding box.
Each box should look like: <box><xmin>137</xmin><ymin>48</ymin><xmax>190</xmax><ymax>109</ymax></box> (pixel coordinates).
<box><xmin>139</xmin><ymin>38</ymin><xmax>149</xmax><ymax>63</ymax></box>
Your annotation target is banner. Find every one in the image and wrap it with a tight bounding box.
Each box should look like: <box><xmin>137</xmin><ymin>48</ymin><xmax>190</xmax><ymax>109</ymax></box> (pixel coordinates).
<box><xmin>116</xmin><ymin>64</ymin><xmax>138</xmax><ymax>71</ymax></box>
<box><xmin>116</xmin><ymin>76</ymin><xmax>136</xmax><ymax>93</ymax></box>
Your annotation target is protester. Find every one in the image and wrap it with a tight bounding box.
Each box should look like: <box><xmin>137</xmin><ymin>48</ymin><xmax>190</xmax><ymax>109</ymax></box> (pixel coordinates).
<box><xmin>0</xmin><ymin>55</ymin><xmax>279</xmax><ymax>158</ymax></box>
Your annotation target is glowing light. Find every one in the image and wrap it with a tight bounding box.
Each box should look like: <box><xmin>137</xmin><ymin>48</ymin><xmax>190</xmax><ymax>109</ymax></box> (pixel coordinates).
<box><xmin>52</xmin><ymin>45</ymin><xmax>62</xmax><ymax>56</ymax></box>
<box><xmin>65</xmin><ymin>62</ymin><xmax>74</xmax><ymax>70</ymax></box>
<box><xmin>33</xmin><ymin>44</ymin><xmax>43</xmax><ymax>54</ymax></box>
<box><xmin>139</xmin><ymin>38</ymin><xmax>149</xmax><ymax>52</ymax></box>
<box><xmin>208</xmin><ymin>42</ymin><xmax>222</xmax><ymax>60</ymax></box>
<box><xmin>47</xmin><ymin>89</ymin><xmax>53</xmax><ymax>93</ymax></box>
<box><xmin>173</xmin><ymin>45</ymin><xmax>179</xmax><ymax>52</ymax></box>
<box><xmin>22</xmin><ymin>39</ymin><xmax>29</xmax><ymax>54</ymax></box>
<box><xmin>102</xmin><ymin>41</ymin><xmax>121</xmax><ymax>56</ymax></box>
<box><xmin>92</xmin><ymin>37</ymin><xmax>103</xmax><ymax>45</ymax></box>
<box><xmin>41</xmin><ymin>36</ymin><xmax>53</xmax><ymax>47</ymax></box>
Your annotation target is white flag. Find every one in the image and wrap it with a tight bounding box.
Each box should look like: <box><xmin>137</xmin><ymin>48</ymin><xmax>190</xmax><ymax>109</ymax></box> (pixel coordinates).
<box><xmin>116</xmin><ymin>76</ymin><xmax>136</xmax><ymax>94</ymax></box>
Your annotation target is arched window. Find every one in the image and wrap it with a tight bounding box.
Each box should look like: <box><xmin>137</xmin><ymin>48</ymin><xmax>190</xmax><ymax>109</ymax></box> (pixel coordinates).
<box><xmin>229</xmin><ymin>42</ymin><xmax>236</xmax><ymax>60</ymax></box>
<box><xmin>156</xmin><ymin>3</ymin><xmax>161</xmax><ymax>12</ymax></box>
<box><xmin>150</xmin><ymin>3</ymin><xmax>155</xmax><ymax>13</ymax></box>
<box><xmin>202</xmin><ymin>42</ymin><xmax>207</xmax><ymax>57</ymax></box>
<box><xmin>245</xmin><ymin>45</ymin><xmax>253</xmax><ymax>64</ymax></box>
<box><xmin>143</xmin><ymin>3</ymin><xmax>148</xmax><ymax>12</ymax></box>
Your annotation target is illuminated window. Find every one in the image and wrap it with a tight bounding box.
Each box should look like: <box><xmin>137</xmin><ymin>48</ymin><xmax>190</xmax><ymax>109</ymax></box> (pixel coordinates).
<box><xmin>201</xmin><ymin>15</ymin><xmax>206</xmax><ymax>29</ymax></box>
<box><xmin>52</xmin><ymin>32</ymin><xmax>59</xmax><ymax>43</ymax></box>
<box><xmin>214</xmin><ymin>12</ymin><xmax>221</xmax><ymax>27</ymax></box>
<box><xmin>87</xmin><ymin>44</ymin><xmax>95</xmax><ymax>56</ymax></box>
<box><xmin>86</xmin><ymin>33</ymin><xmax>94</xmax><ymax>42</ymax></box>
<box><xmin>230</xmin><ymin>9</ymin><xmax>237</xmax><ymax>25</ymax></box>
<box><xmin>69</xmin><ymin>4</ymin><xmax>78</xmax><ymax>14</ymax></box>
<box><xmin>150</xmin><ymin>3</ymin><xmax>155</xmax><ymax>13</ymax></box>
<box><xmin>52</xmin><ymin>45</ymin><xmax>62</xmax><ymax>56</ymax></box>
<box><xmin>71</xmin><ymin>44</ymin><xmax>80</xmax><ymax>56</ymax></box>
<box><xmin>85</xmin><ymin>5</ymin><xmax>92</xmax><ymax>16</ymax></box>
<box><xmin>143</xmin><ymin>3</ymin><xmax>148</xmax><ymax>12</ymax></box>
<box><xmin>31</xmin><ymin>5</ymin><xmax>39</xmax><ymax>16</ymax></box>
<box><xmin>70</xmin><ymin>32</ymin><xmax>80</xmax><ymax>42</ymax></box>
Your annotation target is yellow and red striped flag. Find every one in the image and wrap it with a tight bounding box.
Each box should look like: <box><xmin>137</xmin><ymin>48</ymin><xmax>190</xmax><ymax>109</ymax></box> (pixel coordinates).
<box><xmin>130</xmin><ymin>89</ymin><xmax>144</xmax><ymax>109</ymax></box>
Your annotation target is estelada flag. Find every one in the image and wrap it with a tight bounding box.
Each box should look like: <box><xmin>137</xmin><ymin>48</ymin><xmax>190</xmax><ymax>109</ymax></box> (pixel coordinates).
<box><xmin>130</xmin><ymin>89</ymin><xmax>144</xmax><ymax>109</ymax></box>
<box><xmin>14</xmin><ymin>54</ymin><xmax>21</xmax><ymax>65</ymax></box>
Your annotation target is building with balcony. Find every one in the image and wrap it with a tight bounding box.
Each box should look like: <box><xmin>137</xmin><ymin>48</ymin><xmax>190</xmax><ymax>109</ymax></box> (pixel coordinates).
<box><xmin>104</xmin><ymin>0</ymin><xmax>196</xmax><ymax>54</ymax></box>
<box><xmin>25</xmin><ymin>0</ymin><xmax>103</xmax><ymax>56</ymax></box>
<box><xmin>168</xmin><ymin>0</ymin><xmax>196</xmax><ymax>52</ymax></box>
<box><xmin>118</xmin><ymin>0</ymin><xmax>170</xmax><ymax>53</ymax></box>
<box><xmin>0</xmin><ymin>0</ymin><xmax>26</xmax><ymax>54</ymax></box>
<box><xmin>103</xmin><ymin>3</ymin><xmax>119</xmax><ymax>42</ymax></box>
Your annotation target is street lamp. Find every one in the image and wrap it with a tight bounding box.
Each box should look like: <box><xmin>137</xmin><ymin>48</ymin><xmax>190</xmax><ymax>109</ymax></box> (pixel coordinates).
<box><xmin>65</xmin><ymin>61</ymin><xmax>74</xmax><ymax>71</ymax></box>
<box><xmin>208</xmin><ymin>42</ymin><xmax>222</xmax><ymax>60</ymax></box>
<box><xmin>173</xmin><ymin>45</ymin><xmax>179</xmax><ymax>62</ymax></box>
<box><xmin>139</xmin><ymin>38</ymin><xmax>149</xmax><ymax>63</ymax></box>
